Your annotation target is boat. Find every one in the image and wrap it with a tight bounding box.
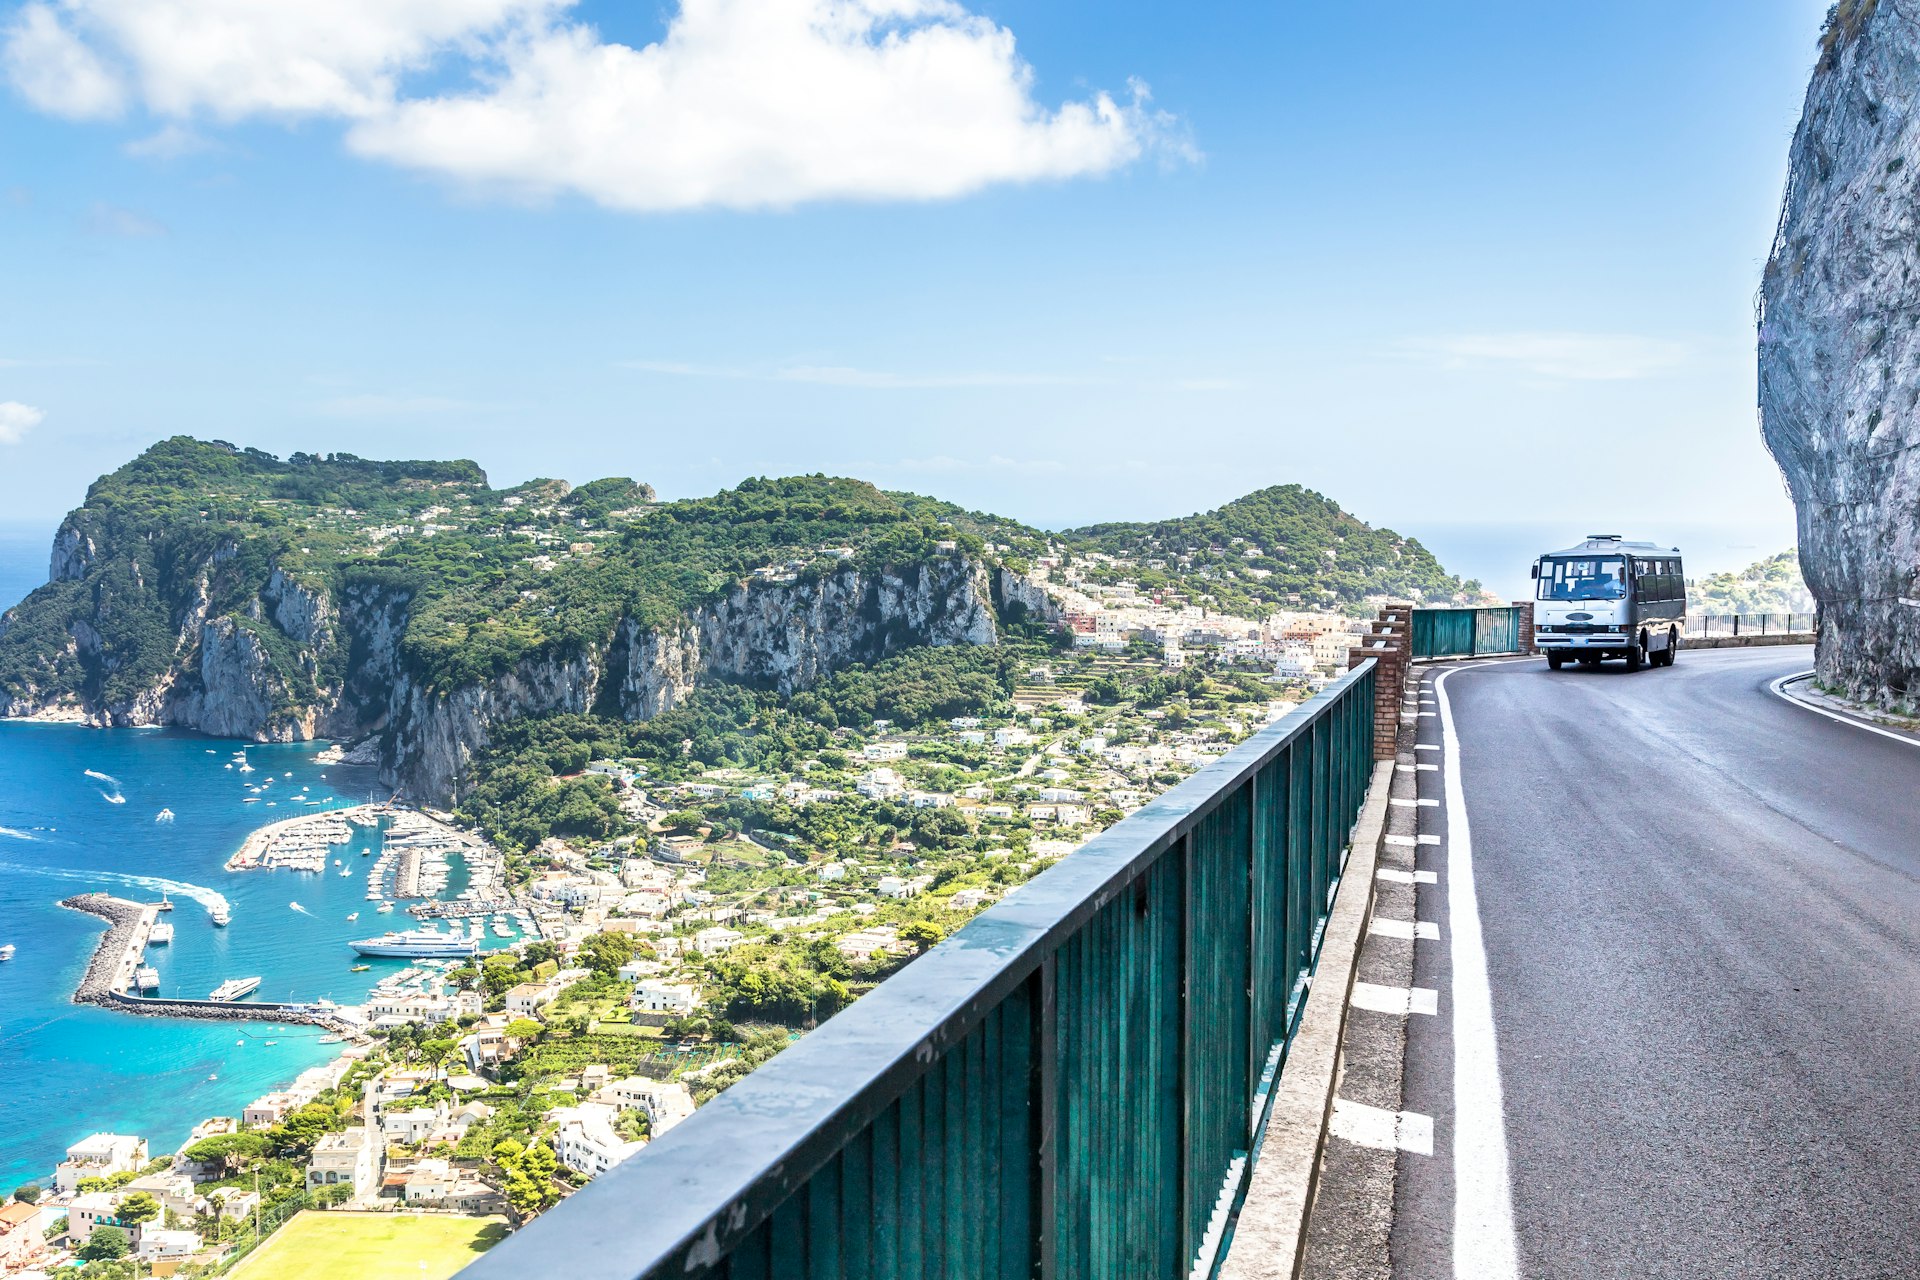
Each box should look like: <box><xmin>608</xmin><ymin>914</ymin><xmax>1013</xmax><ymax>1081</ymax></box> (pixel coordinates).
<box><xmin>347</xmin><ymin>930</ymin><xmax>479</xmax><ymax>959</ymax></box>
<box><xmin>210</xmin><ymin>976</ymin><xmax>262</xmax><ymax>1001</ymax></box>
<box><xmin>155</xmin><ymin>808</ymin><xmax>175</xmax><ymax>824</ymax></box>
<box><xmin>346</xmin><ymin>912</ymin><xmax>358</xmax><ymax>922</ymax></box>
<box><xmin>338</xmin><ymin>867</ymin><xmax>351</xmax><ymax>877</ymax></box>
<box><xmin>148</xmin><ymin>922</ymin><xmax>174</xmax><ymax>945</ymax></box>
<box><xmin>210</xmin><ymin>904</ymin><xmax>231</xmax><ymax>926</ymax></box>
<box><xmin>207</xmin><ymin>1073</ymin><xmax>218</xmax><ymax>1081</ymax></box>
<box><xmin>264</xmin><ymin>1040</ymin><xmax>277</xmax><ymax>1046</ymax></box>
<box><xmin>351</xmin><ymin>963</ymin><xmax>371</xmax><ymax>972</ymax></box>
<box><xmin>0</xmin><ymin>944</ymin><xmax>14</xmax><ymax>961</ymax></box>
<box><xmin>317</xmin><ymin>1033</ymin><xmax>343</xmax><ymax>1044</ymax></box>
<box><xmin>375</xmin><ymin>902</ymin><xmax>394</xmax><ymax>914</ymax></box>
<box><xmin>135</xmin><ymin>967</ymin><xmax>160</xmax><ymax>990</ymax></box>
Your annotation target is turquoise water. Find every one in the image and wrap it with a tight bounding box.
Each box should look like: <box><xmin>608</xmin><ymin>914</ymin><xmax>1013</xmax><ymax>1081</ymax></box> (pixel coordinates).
<box><xmin>0</xmin><ymin>722</ymin><xmax>518</xmax><ymax>1189</ymax></box>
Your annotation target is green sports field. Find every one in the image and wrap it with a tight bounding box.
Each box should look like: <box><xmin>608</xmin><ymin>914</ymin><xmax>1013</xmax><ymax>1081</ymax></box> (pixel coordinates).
<box><xmin>230</xmin><ymin>1211</ymin><xmax>509</xmax><ymax>1280</ymax></box>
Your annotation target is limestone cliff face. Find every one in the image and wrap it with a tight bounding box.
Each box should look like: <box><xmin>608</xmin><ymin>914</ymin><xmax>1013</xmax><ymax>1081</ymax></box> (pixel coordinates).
<box><xmin>3</xmin><ymin>534</ymin><xmax>999</xmax><ymax>803</ymax></box>
<box><xmin>382</xmin><ymin>558</ymin><xmax>998</xmax><ymax>803</ymax></box>
<box><xmin>1760</xmin><ymin>0</ymin><xmax>1920</xmax><ymax>703</ymax></box>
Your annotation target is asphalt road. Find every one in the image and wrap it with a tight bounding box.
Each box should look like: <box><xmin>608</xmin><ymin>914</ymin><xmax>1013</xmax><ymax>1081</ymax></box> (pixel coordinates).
<box><xmin>1390</xmin><ymin>645</ymin><xmax>1920</xmax><ymax>1279</ymax></box>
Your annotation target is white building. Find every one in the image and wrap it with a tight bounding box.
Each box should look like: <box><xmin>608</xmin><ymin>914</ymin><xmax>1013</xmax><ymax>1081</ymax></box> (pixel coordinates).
<box><xmin>551</xmin><ymin>1103</ymin><xmax>645</xmax><ymax>1178</ymax></box>
<box><xmin>55</xmin><ymin>1133</ymin><xmax>148</xmax><ymax>1195</ymax></box>
<box><xmin>307</xmin><ymin>1126</ymin><xmax>378</xmax><ymax>1202</ymax></box>
<box><xmin>631</xmin><ymin>981</ymin><xmax>701</xmax><ymax>1017</ymax></box>
<box><xmin>862</xmin><ymin>742</ymin><xmax>908</xmax><ymax>762</ymax></box>
<box><xmin>604</xmin><ymin>1078</ymin><xmax>697</xmax><ymax>1136</ymax></box>
<box><xmin>856</xmin><ymin>768</ymin><xmax>903</xmax><ymax>800</ymax></box>
<box><xmin>690</xmin><ymin>926</ymin><xmax>744</xmax><ymax>955</ymax></box>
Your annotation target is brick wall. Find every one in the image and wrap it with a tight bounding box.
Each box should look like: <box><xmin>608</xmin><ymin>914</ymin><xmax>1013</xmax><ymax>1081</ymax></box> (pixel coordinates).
<box><xmin>1513</xmin><ymin>600</ymin><xmax>1535</xmax><ymax>653</ymax></box>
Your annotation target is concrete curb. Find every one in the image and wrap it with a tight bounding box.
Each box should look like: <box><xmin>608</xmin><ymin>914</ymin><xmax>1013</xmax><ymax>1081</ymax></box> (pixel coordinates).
<box><xmin>1218</xmin><ymin>759</ymin><xmax>1397</xmax><ymax>1280</ymax></box>
<box><xmin>1771</xmin><ymin>671</ymin><xmax>1920</xmax><ymax>746</ymax></box>
<box><xmin>1685</xmin><ymin>633</ymin><xmax>1814</xmax><ymax>649</ymax></box>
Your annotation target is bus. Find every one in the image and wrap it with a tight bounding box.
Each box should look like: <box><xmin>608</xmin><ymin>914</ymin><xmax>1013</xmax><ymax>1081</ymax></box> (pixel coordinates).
<box><xmin>1532</xmin><ymin>535</ymin><xmax>1686</xmax><ymax>672</ymax></box>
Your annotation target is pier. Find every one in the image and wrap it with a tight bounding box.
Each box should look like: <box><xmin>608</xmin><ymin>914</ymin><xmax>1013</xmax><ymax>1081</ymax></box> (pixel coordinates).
<box><xmin>58</xmin><ymin>894</ymin><xmax>352</xmax><ymax>1030</ymax></box>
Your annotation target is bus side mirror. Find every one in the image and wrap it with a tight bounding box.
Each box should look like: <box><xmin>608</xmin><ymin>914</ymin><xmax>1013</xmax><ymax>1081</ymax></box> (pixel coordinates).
<box><xmin>1530</xmin><ymin>564</ymin><xmax>1539</xmax><ymax>579</ymax></box>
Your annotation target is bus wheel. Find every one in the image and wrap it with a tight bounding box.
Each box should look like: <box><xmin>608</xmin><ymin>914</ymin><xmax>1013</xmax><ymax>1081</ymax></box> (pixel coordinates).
<box><xmin>1624</xmin><ymin>634</ymin><xmax>1645</xmax><ymax>671</ymax></box>
<box><xmin>1658</xmin><ymin>628</ymin><xmax>1678</xmax><ymax>667</ymax></box>
<box><xmin>1547</xmin><ymin>651</ymin><xmax>1565</xmax><ymax>670</ymax></box>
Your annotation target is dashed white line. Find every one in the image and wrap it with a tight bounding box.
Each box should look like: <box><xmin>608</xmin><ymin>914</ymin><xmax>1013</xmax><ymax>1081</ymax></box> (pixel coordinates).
<box><xmin>1396</xmin><ymin>762</ymin><xmax>1439</xmax><ymax>772</ymax></box>
<box><xmin>1384</xmin><ymin>834</ymin><xmax>1440</xmax><ymax>847</ymax></box>
<box><xmin>1434</xmin><ymin>665</ymin><xmax>1519</xmax><ymax>1280</ymax></box>
<box><xmin>1415</xmin><ymin>743</ymin><xmax>1440</xmax><ymax>752</ymax></box>
<box><xmin>1330</xmin><ymin>1099</ymin><xmax>1435</xmax><ymax>1155</ymax></box>
<box><xmin>1390</xmin><ymin>798</ymin><xmax>1440</xmax><ymax>808</ymax></box>
<box><xmin>1351</xmin><ymin>981</ymin><xmax>1440</xmax><ymax>1016</ymax></box>
<box><xmin>1369</xmin><ymin>918</ymin><xmax>1440</xmax><ymax>941</ymax></box>
<box><xmin>1376</xmin><ymin>868</ymin><xmax>1438</xmax><ymax>885</ymax></box>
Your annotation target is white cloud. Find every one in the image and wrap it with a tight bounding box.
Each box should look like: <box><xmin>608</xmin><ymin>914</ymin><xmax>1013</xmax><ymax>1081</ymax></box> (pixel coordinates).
<box><xmin>0</xmin><ymin>401</ymin><xmax>44</xmax><ymax>444</ymax></box>
<box><xmin>4</xmin><ymin>3</ymin><xmax>123</xmax><ymax>118</ymax></box>
<box><xmin>123</xmin><ymin>122</ymin><xmax>214</xmax><ymax>158</ymax></box>
<box><xmin>1399</xmin><ymin>332</ymin><xmax>1692</xmax><ymax>381</ymax></box>
<box><xmin>5</xmin><ymin>0</ymin><xmax>1177</xmax><ymax>211</ymax></box>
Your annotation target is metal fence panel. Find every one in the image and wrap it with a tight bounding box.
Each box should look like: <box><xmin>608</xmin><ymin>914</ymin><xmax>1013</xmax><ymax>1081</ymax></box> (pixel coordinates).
<box><xmin>1411</xmin><ymin>607</ymin><xmax>1521</xmax><ymax>659</ymax></box>
<box><xmin>458</xmin><ymin>662</ymin><xmax>1382</xmax><ymax>1280</ymax></box>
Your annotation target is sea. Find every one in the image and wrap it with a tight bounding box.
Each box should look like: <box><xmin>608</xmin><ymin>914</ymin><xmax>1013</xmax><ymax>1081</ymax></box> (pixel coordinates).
<box><xmin>0</xmin><ymin>527</ymin><xmax>523</xmax><ymax>1188</ymax></box>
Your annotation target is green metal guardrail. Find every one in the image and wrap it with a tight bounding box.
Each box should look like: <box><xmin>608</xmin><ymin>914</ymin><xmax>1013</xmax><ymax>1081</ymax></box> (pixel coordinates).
<box><xmin>459</xmin><ymin>661</ymin><xmax>1381</xmax><ymax>1280</ymax></box>
<box><xmin>1411</xmin><ymin>606</ymin><xmax>1522</xmax><ymax>660</ymax></box>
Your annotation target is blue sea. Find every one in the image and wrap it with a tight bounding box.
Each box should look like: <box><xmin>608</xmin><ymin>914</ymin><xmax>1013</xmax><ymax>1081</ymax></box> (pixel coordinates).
<box><xmin>0</xmin><ymin>528</ymin><xmax>524</xmax><ymax>1188</ymax></box>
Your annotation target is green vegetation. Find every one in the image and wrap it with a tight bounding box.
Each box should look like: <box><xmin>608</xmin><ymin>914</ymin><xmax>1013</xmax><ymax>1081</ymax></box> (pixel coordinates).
<box><xmin>1065</xmin><ymin>484</ymin><xmax>1474</xmax><ymax>611</ymax></box>
<box><xmin>226</xmin><ymin>1210</ymin><xmax>507</xmax><ymax>1280</ymax></box>
<box><xmin>1690</xmin><ymin>549</ymin><xmax>1814</xmax><ymax>615</ymax></box>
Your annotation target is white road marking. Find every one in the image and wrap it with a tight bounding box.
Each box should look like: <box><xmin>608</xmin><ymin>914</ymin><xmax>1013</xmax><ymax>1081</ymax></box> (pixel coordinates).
<box><xmin>1434</xmin><ymin>665</ymin><xmax>1520</xmax><ymax>1280</ymax></box>
<box><xmin>1377</xmin><ymin>868</ymin><xmax>1438</xmax><ymax>885</ymax></box>
<box><xmin>1396</xmin><ymin>762</ymin><xmax>1439</xmax><ymax>772</ymax></box>
<box><xmin>1390</xmin><ymin>798</ymin><xmax>1440</xmax><ymax>808</ymax></box>
<box><xmin>1369</xmin><ymin>918</ymin><xmax>1439</xmax><ymax>941</ymax></box>
<box><xmin>1769</xmin><ymin>671</ymin><xmax>1920</xmax><ymax>751</ymax></box>
<box><xmin>1330</xmin><ymin>1098</ymin><xmax>1435</xmax><ymax>1155</ymax></box>
<box><xmin>1351</xmin><ymin>981</ymin><xmax>1440</xmax><ymax>1016</ymax></box>
<box><xmin>1415</xmin><ymin>743</ymin><xmax>1440</xmax><ymax>752</ymax></box>
<box><xmin>1384</xmin><ymin>834</ymin><xmax>1440</xmax><ymax>847</ymax></box>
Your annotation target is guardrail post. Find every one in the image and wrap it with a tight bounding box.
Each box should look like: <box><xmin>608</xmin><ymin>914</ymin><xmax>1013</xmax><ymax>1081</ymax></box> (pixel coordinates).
<box><xmin>1513</xmin><ymin>601</ymin><xmax>1535</xmax><ymax>654</ymax></box>
<box><xmin>1348</xmin><ymin>607</ymin><xmax>1409</xmax><ymax>761</ymax></box>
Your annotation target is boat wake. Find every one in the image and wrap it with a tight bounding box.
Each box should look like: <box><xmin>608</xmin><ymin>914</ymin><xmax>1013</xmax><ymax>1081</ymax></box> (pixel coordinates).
<box><xmin>0</xmin><ymin>860</ymin><xmax>231</xmax><ymax>917</ymax></box>
<box><xmin>289</xmin><ymin>901</ymin><xmax>312</xmax><ymax>916</ymax></box>
<box><xmin>85</xmin><ymin>769</ymin><xmax>126</xmax><ymax>805</ymax></box>
<box><xmin>0</xmin><ymin>826</ymin><xmax>34</xmax><ymax>840</ymax></box>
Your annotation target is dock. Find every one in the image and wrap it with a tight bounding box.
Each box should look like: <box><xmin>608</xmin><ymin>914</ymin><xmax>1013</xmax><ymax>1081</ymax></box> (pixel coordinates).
<box><xmin>57</xmin><ymin>894</ymin><xmax>351</xmax><ymax>1029</ymax></box>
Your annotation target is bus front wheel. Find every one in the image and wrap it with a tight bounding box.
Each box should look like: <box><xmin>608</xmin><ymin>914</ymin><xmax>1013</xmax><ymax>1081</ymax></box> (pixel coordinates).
<box><xmin>1547</xmin><ymin>651</ymin><xmax>1566</xmax><ymax>670</ymax></box>
<box><xmin>1624</xmin><ymin>634</ymin><xmax>1646</xmax><ymax>672</ymax></box>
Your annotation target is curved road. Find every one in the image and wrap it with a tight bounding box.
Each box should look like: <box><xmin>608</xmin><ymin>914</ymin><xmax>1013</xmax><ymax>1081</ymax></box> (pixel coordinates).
<box><xmin>1383</xmin><ymin>645</ymin><xmax>1920</xmax><ymax>1279</ymax></box>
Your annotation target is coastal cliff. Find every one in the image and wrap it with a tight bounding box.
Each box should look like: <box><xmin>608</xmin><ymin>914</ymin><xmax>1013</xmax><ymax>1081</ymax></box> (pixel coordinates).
<box><xmin>1760</xmin><ymin>0</ymin><xmax>1920</xmax><ymax>704</ymax></box>
<box><xmin>0</xmin><ymin>441</ymin><xmax>1004</xmax><ymax>803</ymax></box>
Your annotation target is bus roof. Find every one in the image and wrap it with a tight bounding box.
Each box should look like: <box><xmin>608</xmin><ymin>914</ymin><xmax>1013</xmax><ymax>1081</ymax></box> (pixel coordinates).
<box><xmin>1540</xmin><ymin>536</ymin><xmax>1681</xmax><ymax>559</ymax></box>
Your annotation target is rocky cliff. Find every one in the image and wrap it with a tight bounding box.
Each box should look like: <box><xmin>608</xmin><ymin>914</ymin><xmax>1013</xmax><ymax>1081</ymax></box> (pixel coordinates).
<box><xmin>2</xmin><ymin>540</ymin><xmax>997</xmax><ymax>804</ymax></box>
<box><xmin>1760</xmin><ymin>0</ymin><xmax>1920</xmax><ymax>704</ymax></box>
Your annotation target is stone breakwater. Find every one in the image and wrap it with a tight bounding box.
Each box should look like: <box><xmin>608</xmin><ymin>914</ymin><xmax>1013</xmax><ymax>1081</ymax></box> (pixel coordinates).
<box><xmin>58</xmin><ymin>893</ymin><xmax>345</xmax><ymax>1028</ymax></box>
<box><xmin>60</xmin><ymin>892</ymin><xmax>153</xmax><ymax>1001</ymax></box>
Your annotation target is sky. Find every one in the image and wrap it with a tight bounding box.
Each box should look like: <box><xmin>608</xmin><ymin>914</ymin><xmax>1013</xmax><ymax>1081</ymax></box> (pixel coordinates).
<box><xmin>0</xmin><ymin>0</ymin><xmax>1833</xmax><ymax>597</ymax></box>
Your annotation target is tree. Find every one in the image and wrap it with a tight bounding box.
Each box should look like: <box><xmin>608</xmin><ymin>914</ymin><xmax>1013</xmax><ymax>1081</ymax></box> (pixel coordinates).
<box><xmin>77</xmin><ymin>1226</ymin><xmax>129</xmax><ymax>1262</ymax></box>
<box><xmin>421</xmin><ymin>1037</ymin><xmax>459</xmax><ymax>1081</ymax></box>
<box><xmin>11</xmin><ymin>1184</ymin><xmax>40</xmax><ymax>1204</ymax></box>
<box><xmin>115</xmin><ymin>1192</ymin><xmax>160</xmax><ymax>1228</ymax></box>
<box><xmin>900</xmin><ymin>921</ymin><xmax>945</xmax><ymax>954</ymax></box>
<box><xmin>504</xmin><ymin>1018</ymin><xmax>543</xmax><ymax>1043</ymax></box>
<box><xmin>579</xmin><ymin>931</ymin><xmax>637</xmax><ymax>979</ymax></box>
<box><xmin>73</xmin><ymin>1176</ymin><xmax>108</xmax><ymax>1195</ymax></box>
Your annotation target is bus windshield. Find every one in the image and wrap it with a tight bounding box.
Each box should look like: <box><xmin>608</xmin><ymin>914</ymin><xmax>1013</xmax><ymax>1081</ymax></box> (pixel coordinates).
<box><xmin>1539</xmin><ymin>556</ymin><xmax>1626</xmax><ymax>601</ymax></box>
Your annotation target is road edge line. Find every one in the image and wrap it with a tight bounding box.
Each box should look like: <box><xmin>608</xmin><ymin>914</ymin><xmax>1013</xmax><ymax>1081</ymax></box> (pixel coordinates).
<box><xmin>1769</xmin><ymin>671</ymin><xmax>1920</xmax><ymax>750</ymax></box>
<box><xmin>1434</xmin><ymin>666</ymin><xmax>1520</xmax><ymax>1280</ymax></box>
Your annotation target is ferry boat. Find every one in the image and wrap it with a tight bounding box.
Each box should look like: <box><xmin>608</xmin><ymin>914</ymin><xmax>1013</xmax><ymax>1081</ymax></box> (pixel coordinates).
<box><xmin>347</xmin><ymin>930</ymin><xmax>479</xmax><ymax>959</ymax></box>
<box><xmin>0</xmin><ymin>943</ymin><xmax>15</xmax><ymax>961</ymax></box>
<box><xmin>210</xmin><ymin>903</ymin><xmax>232</xmax><ymax>926</ymax></box>
<box><xmin>209</xmin><ymin>976</ymin><xmax>262</xmax><ymax>1001</ymax></box>
<box><xmin>148</xmin><ymin>922</ymin><xmax>174</xmax><ymax>945</ymax></box>
<box><xmin>135</xmin><ymin>966</ymin><xmax>160</xmax><ymax>990</ymax></box>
